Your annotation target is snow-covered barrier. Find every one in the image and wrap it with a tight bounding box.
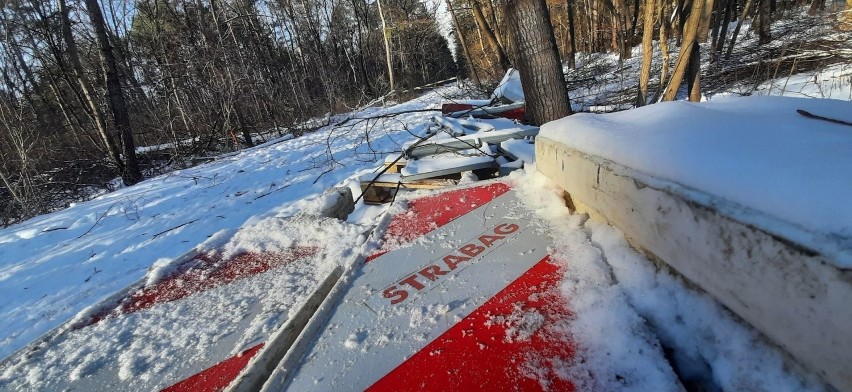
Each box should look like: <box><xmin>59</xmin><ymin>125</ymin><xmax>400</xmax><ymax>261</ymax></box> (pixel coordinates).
<box><xmin>534</xmin><ymin>96</ymin><xmax>852</xmax><ymax>391</ymax></box>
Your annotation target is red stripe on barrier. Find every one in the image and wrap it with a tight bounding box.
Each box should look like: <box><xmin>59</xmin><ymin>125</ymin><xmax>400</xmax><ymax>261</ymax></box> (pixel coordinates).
<box><xmin>499</xmin><ymin>107</ymin><xmax>526</xmax><ymax>120</ymax></box>
<box><xmin>366</xmin><ymin>182</ymin><xmax>511</xmax><ymax>262</ymax></box>
<box><xmin>161</xmin><ymin>343</ymin><xmax>264</xmax><ymax>392</ymax></box>
<box><xmin>81</xmin><ymin>247</ymin><xmax>317</xmax><ymax>327</ymax></box>
<box><xmin>367</xmin><ymin>256</ymin><xmax>576</xmax><ymax>391</ymax></box>
<box><xmin>440</xmin><ymin>103</ymin><xmax>525</xmax><ymax>120</ymax></box>
<box><xmin>441</xmin><ymin>103</ymin><xmax>475</xmax><ymax>114</ymax></box>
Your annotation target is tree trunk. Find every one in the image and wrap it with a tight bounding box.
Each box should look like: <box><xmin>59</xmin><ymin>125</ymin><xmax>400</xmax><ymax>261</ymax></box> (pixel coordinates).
<box><xmin>605</xmin><ymin>0</ymin><xmax>632</xmax><ymax>59</ymax></box>
<box><xmin>661</xmin><ymin>0</ymin><xmax>706</xmax><ymax>101</ymax></box>
<box><xmin>656</xmin><ymin>0</ymin><xmax>671</xmax><ymax>99</ymax></box>
<box><xmin>566</xmin><ymin>0</ymin><xmax>578</xmax><ymax>68</ymax></box>
<box><xmin>677</xmin><ymin>0</ymin><xmax>686</xmax><ymax>45</ymax></box>
<box><xmin>470</xmin><ymin>0</ymin><xmax>512</xmax><ymax>71</ymax></box>
<box><xmin>725</xmin><ymin>0</ymin><xmax>755</xmax><ymax>58</ymax></box>
<box><xmin>699</xmin><ymin>0</ymin><xmax>716</xmax><ymax>41</ymax></box>
<box><xmin>630</xmin><ymin>0</ymin><xmax>642</xmax><ymax>44</ymax></box>
<box><xmin>757</xmin><ymin>0</ymin><xmax>771</xmax><ymax>44</ymax></box>
<box><xmin>713</xmin><ymin>0</ymin><xmax>732</xmax><ymax>56</ymax></box>
<box><xmin>376</xmin><ymin>0</ymin><xmax>395</xmax><ymax>91</ymax></box>
<box><xmin>505</xmin><ymin>0</ymin><xmax>572</xmax><ymax>124</ymax></box>
<box><xmin>58</xmin><ymin>0</ymin><xmax>127</xmax><ymax>181</ymax></box>
<box><xmin>686</xmin><ymin>42</ymin><xmax>701</xmax><ymax>101</ymax></box>
<box><xmin>447</xmin><ymin>0</ymin><xmax>482</xmax><ymax>88</ymax></box>
<box><xmin>638</xmin><ymin>0</ymin><xmax>656</xmax><ymax>106</ymax></box>
<box><xmin>84</xmin><ymin>0</ymin><xmax>143</xmax><ymax>185</ymax></box>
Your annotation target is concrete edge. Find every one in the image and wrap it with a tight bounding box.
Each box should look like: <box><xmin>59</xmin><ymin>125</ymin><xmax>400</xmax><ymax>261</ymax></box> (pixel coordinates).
<box><xmin>535</xmin><ymin>136</ymin><xmax>852</xmax><ymax>391</ymax></box>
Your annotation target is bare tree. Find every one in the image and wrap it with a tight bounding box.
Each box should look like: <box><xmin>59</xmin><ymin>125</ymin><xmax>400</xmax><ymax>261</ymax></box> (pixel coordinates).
<box><xmin>83</xmin><ymin>0</ymin><xmax>143</xmax><ymax>185</ymax></box>
<box><xmin>661</xmin><ymin>0</ymin><xmax>706</xmax><ymax>101</ymax></box>
<box><xmin>726</xmin><ymin>0</ymin><xmax>757</xmax><ymax>59</ymax></box>
<box><xmin>470</xmin><ymin>0</ymin><xmax>512</xmax><ymax>71</ymax></box>
<box><xmin>447</xmin><ymin>0</ymin><xmax>483</xmax><ymax>87</ymax></box>
<box><xmin>58</xmin><ymin>0</ymin><xmax>127</xmax><ymax>180</ymax></box>
<box><xmin>565</xmin><ymin>0</ymin><xmax>578</xmax><ymax>68</ymax></box>
<box><xmin>637</xmin><ymin>0</ymin><xmax>656</xmax><ymax>105</ymax></box>
<box><xmin>377</xmin><ymin>0</ymin><xmax>396</xmax><ymax>91</ymax></box>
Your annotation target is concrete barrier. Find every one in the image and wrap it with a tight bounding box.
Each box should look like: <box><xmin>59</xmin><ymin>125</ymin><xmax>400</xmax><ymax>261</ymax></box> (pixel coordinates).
<box><xmin>535</xmin><ymin>136</ymin><xmax>852</xmax><ymax>391</ymax></box>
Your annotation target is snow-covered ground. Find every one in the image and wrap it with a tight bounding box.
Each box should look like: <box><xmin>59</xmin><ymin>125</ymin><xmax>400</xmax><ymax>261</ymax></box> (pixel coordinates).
<box><xmin>0</xmin><ymin>85</ymin><xmax>472</xmax><ymax>361</ymax></box>
<box><xmin>1</xmin><ymin>51</ymin><xmax>849</xmax><ymax>389</ymax></box>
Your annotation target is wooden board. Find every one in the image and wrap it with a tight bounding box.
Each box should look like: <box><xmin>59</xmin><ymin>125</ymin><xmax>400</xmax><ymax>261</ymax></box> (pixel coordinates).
<box><xmin>359</xmin><ymin>177</ymin><xmax>458</xmax><ymax>204</ymax></box>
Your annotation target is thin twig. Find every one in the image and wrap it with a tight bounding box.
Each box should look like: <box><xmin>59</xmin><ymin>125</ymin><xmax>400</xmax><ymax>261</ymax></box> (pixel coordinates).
<box><xmin>150</xmin><ymin>219</ymin><xmax>199</xmax><ymax>239</ymax></box>
<box><xmin>797</xmin><ymin>109</ymin><xmax>852</xmax><ymax>127</ymax></box>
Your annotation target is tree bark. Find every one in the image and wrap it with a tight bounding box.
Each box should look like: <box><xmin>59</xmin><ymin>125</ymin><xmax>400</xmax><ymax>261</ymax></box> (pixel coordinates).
<box><xmin>566</xmin><ymin>0</ymin><xmax>578</xmax><ymax>68</ymax></box>
<box><xmin>630</xmin><ymin>0</ymin><xmax>642</xmax><ymax>44</ymax></box>
<box><xmin>505</xmin><ymin>0</ymin><xmax>572</xmax><ymax>124</ymax></box>
<box><xmin>376</xmin><ymin>0</ymin><xmax>395</xmax><ymax>91</ymax></box>
<box><xmin>757</xmin><ymin>0</ymin><xmax>771</xmax><ymax>44</ymax></box>
<box><xmin>470</xmin><ymin>0</ymin><xmax>512</xmax><ymax>71</ymax></box>
<box><xmin>712</xmin><ymin>0</ymin><xmax>732</xmax><ymax>55</ymax></box>
<box><xmin>699</xmin><ymin>0</ymin><xmax>716</xmax><ymax>41</ymax></box>
<box><xmin>604</xmin><ymin>0</ymin><xmax>632</xmax><ymax>59</ymax></box>
<box><xmin>657</xmin><ymin>0</ymin><xmax>671</xmax><ymax>98</ymax></box>
<box><xmin>661</xmin><ymin>0</ymin><xmax>706</xmax><ymax>101</ymax></box>
<box><xmin>686</xmin><ymin>42</ymin><xmax>701</xmax><ymax>101</ymax></box>
<box><xmin>638</xmin><ymin>0</ymin><xmax>656</xmax><ymax>106</ymax></box>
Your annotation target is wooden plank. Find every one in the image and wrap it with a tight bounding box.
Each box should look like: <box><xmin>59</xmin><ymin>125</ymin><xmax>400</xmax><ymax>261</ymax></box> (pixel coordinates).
<box><xmin>383</xmin><ymin>160</ymin><xmax>407</xmax><ymax>174</ymax></box>
<box><xmin>359</xmin><ymin>178</ymin><xmax>458</xmax><ymax>204</ymax></box>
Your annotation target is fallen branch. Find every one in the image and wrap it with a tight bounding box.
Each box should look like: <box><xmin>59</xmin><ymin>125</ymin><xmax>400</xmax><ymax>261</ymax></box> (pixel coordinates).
<box><xmin>76</xmin><ymin>204</ymin><xmax>116</xmax><ymax>239</ymax></box>
<box><xmin>797</xmin><ymin>109</ymin><xmax>852</xmax><ymax>127</ymax></box>
<box><xmin>151</xmin><ymin>219</ymin><xmax>199</xmax><ymax>239</ymax></box>
<box><xmin>254</xmin><ymin>183</ymin><xmax>294</xmax><ymax>199</ymax></box>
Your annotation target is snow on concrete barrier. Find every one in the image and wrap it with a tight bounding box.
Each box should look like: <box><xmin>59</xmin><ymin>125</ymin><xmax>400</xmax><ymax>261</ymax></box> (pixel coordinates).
<box><xmin>534</xmin><ymin>96</ymin><xmax>852</xmax><ymax>391</ymax></box>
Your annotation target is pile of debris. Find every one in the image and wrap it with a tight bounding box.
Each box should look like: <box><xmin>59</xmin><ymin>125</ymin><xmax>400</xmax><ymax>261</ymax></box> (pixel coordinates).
<box><xmin>359</xmin><ymin>114</ymin><xmax>536</xmax><ymax>203</ymax></box>
<box><xmin>360</xmin><ymin>72</ymin><xmax>535</xmax><ymax>204</ymax></box>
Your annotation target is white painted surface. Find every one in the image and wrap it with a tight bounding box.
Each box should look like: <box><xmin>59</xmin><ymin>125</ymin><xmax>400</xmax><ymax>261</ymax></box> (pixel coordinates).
<box><xmin>276</xmin><ymin>190</ymin><xmax>552</xmax><ymax>390</ymax></box>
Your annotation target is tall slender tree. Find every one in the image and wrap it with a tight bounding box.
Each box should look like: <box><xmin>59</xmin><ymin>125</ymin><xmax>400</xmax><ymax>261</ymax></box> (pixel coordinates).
<box><xmin>638</xmin><ymin>0</ymin><xmax>656</xmax><ymax>105</ymax></box>
<box><xmin>83</xmin><ymin>0</ymin><xmax>143</xmax><ymax>185</ymax></box>
<box><xmin>661</xmin><ymin>0</ymin><xmax>706</xmax><ymax>101</ymax></box>
<box><xmin>470</xmin><ymin>0</ymin><xmax>511</xmax><ymax>71</ymax></box>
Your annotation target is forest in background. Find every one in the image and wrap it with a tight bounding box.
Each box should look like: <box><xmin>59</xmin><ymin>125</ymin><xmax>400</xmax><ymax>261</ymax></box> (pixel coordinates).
<box><xmin>0</xmin><ymin>0</ymin><xmax>849</xmax><ymax>226</ymax></box>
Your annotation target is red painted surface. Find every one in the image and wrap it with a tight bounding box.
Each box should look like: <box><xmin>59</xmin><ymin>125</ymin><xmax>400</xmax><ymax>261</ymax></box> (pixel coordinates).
<box><xmin>162</xmin><ymin>343</ymin><xmax>264</xmax><ymax>392</ymax></box>
<box><xmin>366</xmin><ymin>182</ymin><xmax>511</xmax><ymax>262</ymax></box>
<box><xmin>81</xmin><ymin>247</ymin><xmax>317</xmax><ymax>327</ymax></box>
<box><xmin>499</xmin><ymin>107</ymin><xmax>526</xmax><ymax>121</ymax></box>
<box><xmin>367</xmin><ymin>256</ymin><xmax>576</xmax><ymax>392</ymax></box>
<box><xmin>441</xmin><ymin>103</ymin><xmax>475</xmax><ymax>114</ymax></box>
